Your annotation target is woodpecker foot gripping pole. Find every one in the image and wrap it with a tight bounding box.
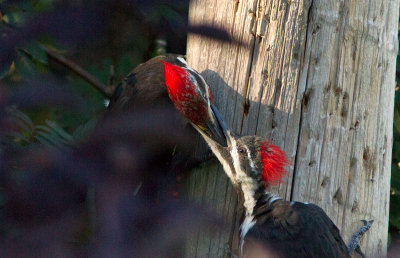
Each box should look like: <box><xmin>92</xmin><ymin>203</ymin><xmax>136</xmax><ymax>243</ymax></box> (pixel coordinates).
<box><xmin>347</xmin><ymin>220</ymin><xmax>374</xmax><ymax>257</ymax></box>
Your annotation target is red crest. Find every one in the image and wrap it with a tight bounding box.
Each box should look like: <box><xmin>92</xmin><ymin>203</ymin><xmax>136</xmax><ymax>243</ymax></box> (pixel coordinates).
<box><xmin>161</xmin><ymin>61</ymin><xmax>210</xmax><ymax>125</ymax></box>
<box><xmin>259</xmin><ymin>141</ymin><xmax>289</xmax><ymax>186</ymax></box>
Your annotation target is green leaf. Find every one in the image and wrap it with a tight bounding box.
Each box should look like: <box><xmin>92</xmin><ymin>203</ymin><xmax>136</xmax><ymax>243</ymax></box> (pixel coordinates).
<box><xmin>9</xmin><ymin>108</ymin><xmax>35</xmax><ymax>130</ymax></box>
<box><xmin>394</xmin><ymin>103</ymin><xmax>400</xmax><ymax>133</ymax></box>
<box><xmin>2</xmin><ymin>11</ymin><xmax>26</xmax><ymax>27</ymax></box>
<box><xmin>45</xmin><ymin>120</ymin><xmax>73</xmax><ymax>142</ymax></box>
<box><xmin>395</xmin><ymin>89</ymin><xmax>400</xmax><ymax>104</ymax></box>
<box><xmin>14</xmin><ymin>50</ymin><xmax>38</xmax><ymax>78</ymax></box>
<box><xmin>13</xmin><ymin>117</ymin><xmax>32</xmax><ymax>134</ymax></box>
<box><xmin>35</xmin><ymin>130</ymin><xmax>68</xmax><ymax>147</ymax></box>
<box><xmin>24</xmin><ymin>41</ymin><xmax>48</xmax><ymax>64</ymax></box>
<box><xmin>34</xmin><ymin>126</ymin><xmax>71</xmax><ymax>146</ymax></box>
<box><xmin>390</xmin><ymin>193</ymin><xmax>400</xmax><ymax>230</ymax></box>
<box><xmin>116</xmin><ymin>55</ymin><xmax>135</xmax><ymax>79</ymax></box>
<box><xmin>72</xmin><ymin>119</ymin><xmax>97</xmax><ymax>142</ymax></box>
<box><xmin>392</xmin><ymin>168</ymin><xmax>400</xmax><ymax>192</ymax></box>
<box><xmin>0</xmin><ymin>62</ymin><xmax>12</xmax><ymax>80</ymax></box>
<box><xmin>33</xmin><ymin>0</ymin><xmax>56</xmax><ymax>12</ymax></box>
<box><xmin>8</xmin><ymin>132</ymin><xmax>30</xmax><ymax>144</ymax></box>
<box><xmin>33</xmin><ymin>135</ymin><xmax>54</xmax><ymax>146</ymax></box>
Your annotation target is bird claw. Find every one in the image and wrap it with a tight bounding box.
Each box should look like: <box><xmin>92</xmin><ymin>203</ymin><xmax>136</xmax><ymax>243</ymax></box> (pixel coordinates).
<box><xmin>347</xmin><ymin>219</ymin><xmax>374</xmax><ymax>256</ymax></box>
<box><xmin>361</xmin><ymin>219</ymin><xmax>374</xmax><ymax>227</ymax></box>
<box><xmin>355</xmin><ymin>245</ymin><xmax>366</xmax><ymax>258</ymax></box>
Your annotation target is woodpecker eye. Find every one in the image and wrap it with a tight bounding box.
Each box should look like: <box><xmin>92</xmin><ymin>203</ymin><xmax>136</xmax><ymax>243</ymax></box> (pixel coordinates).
<box><xmin>238</xmin><ymin>147</ymin><xmax>246</xmax><ymax>154</ymax></box>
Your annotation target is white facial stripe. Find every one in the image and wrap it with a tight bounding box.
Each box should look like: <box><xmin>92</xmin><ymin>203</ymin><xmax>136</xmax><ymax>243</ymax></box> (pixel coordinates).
<box><xmin>231</xmin><ymin>139</ymin><xmax>253</xmax><ymax>183</ymax></box>
<box><xmin>194</xmin><ymin>125</ymin><xmax>235</xmax><ymax>181</ymax></box>
<box><xmin>176</xmin><ymin>57</ymin><xmax>189</xmax><ymax>68</ymax></box>
<box><xmin>212</xmin><ymin>146</ymin><xmax>234</xmax><ymax>181</ymax></box>
<box><xmin>244</xmin><ymin>145</ymin><xmax>257</xmax><ymax>174</ymax></box>
<box><xmin>240</xmin><ymin>215</ymin><xmax>256</xmax><ymax>254</ymax></box>
<box><xmin>231</xmin><ymin>139</ymin><xmax>258</xmax><ymax>217</ymax></box>
<box><xmin>231</xmin><ymin>138</ymin><xmax>245</xmax><ymax>179</ymax></box>
<box><xmin>241</xmin><ymin>182</ymin><xmax>256</xmax><ymax>216</ymax></box>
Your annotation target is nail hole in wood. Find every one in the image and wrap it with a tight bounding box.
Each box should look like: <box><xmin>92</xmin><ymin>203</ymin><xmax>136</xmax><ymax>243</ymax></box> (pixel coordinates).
<box><xmin>333</xmin><ymin>187</ymin><xmax>343</xmax><ymax>204</ymax></box>
<box><xmin>243</xmin><ymin>99</ymin><xmax>250</xmax><ymax>115</ymax></box>
<box><xmin>321</xmin><ymin>176</ymin><xmax>329</xmax><ymax>187</ymax></box>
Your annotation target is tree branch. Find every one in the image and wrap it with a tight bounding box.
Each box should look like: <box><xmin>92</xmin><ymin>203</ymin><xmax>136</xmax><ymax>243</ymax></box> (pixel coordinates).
<box><xmin>42</xmin><ymin>46</ymin><xmax>114</xmax><ymax>98</ymax></box>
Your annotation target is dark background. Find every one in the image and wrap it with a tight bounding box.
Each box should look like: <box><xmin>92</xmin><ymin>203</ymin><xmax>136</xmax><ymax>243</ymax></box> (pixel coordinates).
<box><xmin>0</xmin><ymin>0</ymin><xmax>399</xmax><ymax>256</ymax></box>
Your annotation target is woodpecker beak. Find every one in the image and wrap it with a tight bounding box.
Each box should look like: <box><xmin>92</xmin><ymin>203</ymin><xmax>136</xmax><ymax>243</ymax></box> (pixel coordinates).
<box><xmin>191</xmin><ymin>103</ymin><xmax>230</xmax><ymax>147</ymax></box>
<box><xmin>209</xmin><ymin>103</ymin><xmax>232</xmax><ymax>148</ymax></box>
<box><xmin>190</xmin><ymin>103</ymin><xmax>232</xmax><ymax>148</ymax></box>
<box><xmin>197</xmin><ymin>103</ymin><xmax>229</xmax><ymax>147</ymax></box>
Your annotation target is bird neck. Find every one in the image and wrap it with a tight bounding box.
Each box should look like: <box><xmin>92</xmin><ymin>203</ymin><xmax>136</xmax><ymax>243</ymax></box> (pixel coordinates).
<box><xmin>201</xmin><ymin>137</ymin><xmax>236</xmax><ymax>181</ymax></box>
<box><xmin>202</xmin><ymin>136</ymin><xmax>282</xmax><ymax>215</ymax></box>
<box><xmin>240</xmin><ymin>181</ymin><xmax>280</xmax><ymax>217</ymax></box>
<box><xmin>239</xmin><ymin>181</ymin><xmax>281</xmax><ymax>252</ymax></box>
<box><xmin>240</xmin><ymin>181</ymin><xmax>259</xmax><ymax>216</ymax></box>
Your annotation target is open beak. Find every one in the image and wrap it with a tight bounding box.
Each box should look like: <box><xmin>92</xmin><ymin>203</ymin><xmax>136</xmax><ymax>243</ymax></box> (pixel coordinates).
<box><xmin>190</xmin><ymin>103</ymin><xmax>232</xmax><ymax>148</ymax></box>
<box><xmin>208</xmin><ymin>103</ymin><xmax>232</xmax><ymax>148</ymax></box>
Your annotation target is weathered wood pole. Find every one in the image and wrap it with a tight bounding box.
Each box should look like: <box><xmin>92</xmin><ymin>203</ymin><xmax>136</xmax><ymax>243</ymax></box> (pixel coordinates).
<box><xmin>186</xmin><ymin>0</ymin><xmax>399</xmax><ymax>257</ymax></box>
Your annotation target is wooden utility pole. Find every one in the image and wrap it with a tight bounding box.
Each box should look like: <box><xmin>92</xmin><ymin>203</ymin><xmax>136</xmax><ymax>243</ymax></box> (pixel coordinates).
<box><xmin>186</xmin><ymin>0</ymin><xmax>399</xmax><ymax>257</ymax></box>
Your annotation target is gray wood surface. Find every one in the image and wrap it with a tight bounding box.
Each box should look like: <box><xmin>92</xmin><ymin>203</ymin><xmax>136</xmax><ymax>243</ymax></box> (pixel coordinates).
<box><xmin>186</xmin><ymin>0</ymin><xmax>399</xmax><ymax>257</ymax></box>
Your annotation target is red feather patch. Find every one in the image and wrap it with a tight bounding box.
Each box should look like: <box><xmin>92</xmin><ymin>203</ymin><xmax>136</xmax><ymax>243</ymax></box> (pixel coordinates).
<box><xmin>161</xmin><ymin>61</ymin><xmax>209</xmax><ymax>125</ymax></box>
<box><xmin>259</xmin><ymin>140</ymin><xmax>289</xmax><ymax>186</ymax></box>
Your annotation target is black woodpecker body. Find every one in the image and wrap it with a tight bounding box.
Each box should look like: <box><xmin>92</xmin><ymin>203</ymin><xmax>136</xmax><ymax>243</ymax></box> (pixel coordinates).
<box><xmin>107</xmin><ymin>54</ymin><xmax>184</xmax><ymax>112</ymax></box>
<box><xmin>190</xmin><ymin>106</ymin><xmax>372</xmax><ymax>258</ymax></box>
<box><xmin>107</xmin><ymin>54</ymin><xmax>226</xmax><ymax>146</ymax></box>
<box><xmin>103</xmin><ymin>54</ymin><xmax>227</xmax><ymax>201</ymax></box>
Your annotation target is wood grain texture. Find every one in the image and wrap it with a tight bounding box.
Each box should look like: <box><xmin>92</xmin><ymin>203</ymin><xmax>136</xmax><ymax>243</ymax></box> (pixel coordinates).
<box><xmin>186</xmin><ymin>0</ymin><xmax>398</xmax><ymax>257</ymax></box>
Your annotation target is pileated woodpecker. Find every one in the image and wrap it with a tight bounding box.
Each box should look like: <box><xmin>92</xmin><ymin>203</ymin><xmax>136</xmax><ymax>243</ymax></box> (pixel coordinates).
<box><xmin>161</xmin><ymin>59</ymin><xmax>227</xmax><ymax>147</ymax></box>
<box><xmin>162</xmin><ymin>68</ymin><xmax>373</xmax><ymax>257</ymax></box>
<box><xmin>107</xmin><ymin>54</ymin><xmax>183</xmax><ymax>111</ymax></box>
<box><xmin>194</xmin><ymin>106</ymin><xmax>372</xmax><ymax>258</ymax></box>
<box><xmin>107</xmin><ymin>54</ymin><xmax>226</xmax><ymax>147</ymax></box>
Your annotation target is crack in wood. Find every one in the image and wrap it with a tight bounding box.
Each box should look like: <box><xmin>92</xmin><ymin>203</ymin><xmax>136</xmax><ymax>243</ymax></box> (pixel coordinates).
<box><xmin>290</xmin><ymin>0</ymin><xmax>314</xmax><ymax>201</ymax></box>
<box><xmin>239</xmin><ymin>0</ymin><xmax>262</xmax><ymax>133</ymax></box>
<box><xmin>186</xmin><ymin>0</ymin><xmax>397</xmax><ymax>256</ymax></box>
<box><xmin>321</xmin><ymin>176</ymin><xmax>330</xmax><ymax>187</ymax></box>
<box><xmin>333</xmin><ymin>187</ymin><xmax>344</xmax><ymax>205</ymax></box>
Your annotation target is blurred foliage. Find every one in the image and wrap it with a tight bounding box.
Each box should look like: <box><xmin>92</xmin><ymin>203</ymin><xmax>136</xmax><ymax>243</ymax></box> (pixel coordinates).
<box><xmin>2</xmin><ymin>0</ymin><xmax>398</xmax><ymax>256</ymax></box>
<box><xmin>0</xmin><ymin>0</ymin><xmax>239</xmax><ymax>256</ymax></box>
<box><xmin>0</xmin><ymin>0</ymin><xmax>225</xmax><ymax>256</ymax></box>
<box><xmin>390</xmin><ymin>14</ymin><xmax>400</xmax><ymax>247</ymax></box>
<box><xmin>6</xmin><ymin>107</ymin><xmax>96</xmax><ymax>148</ymax></box>
<box><xmin>0</xmin><ymin>0</ymin><xmax>190</xmax><ymax>130</ymax></box>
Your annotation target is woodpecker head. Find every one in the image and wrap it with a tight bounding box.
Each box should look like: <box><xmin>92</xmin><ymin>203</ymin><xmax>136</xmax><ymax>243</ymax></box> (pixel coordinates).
<box><xmin>161</xmin><ymin>57</ymin><xmax>227</xmax><ymax>147</ymax></box>
<box><xmin>197</xmin><ymin>105</ymin><xmax>289</xmax><ymax>189</ymax></box>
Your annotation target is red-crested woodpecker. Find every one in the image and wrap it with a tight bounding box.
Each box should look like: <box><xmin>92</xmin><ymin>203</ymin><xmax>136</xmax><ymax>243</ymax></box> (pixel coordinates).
<box><xmin>108</xmin><ymin>54</ymin><xmax>226</xmax><ymax>147</ymax></box>
<box><xmin>107</xmin><ymin>54</ymin><xmax>186</xmax><ymax>111</ymax></box>
<box><xmin>197</xmin><ymin>107</ymin><xmax>372</xmax><ymax>258</ymax></box>
<box><xmin>106</xmin><ymin>54</ymin><xmax>223</xmax><ymax>199</ymax></box>
<box><xmin>166</xmin><ymin>77</ymin><xmax>373</xmax><ymax>257</ymax></box>
<box><xmin>161</xmin><ymin>59</ymin><xmax>226</xmax><ymax>147</ymax></box>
